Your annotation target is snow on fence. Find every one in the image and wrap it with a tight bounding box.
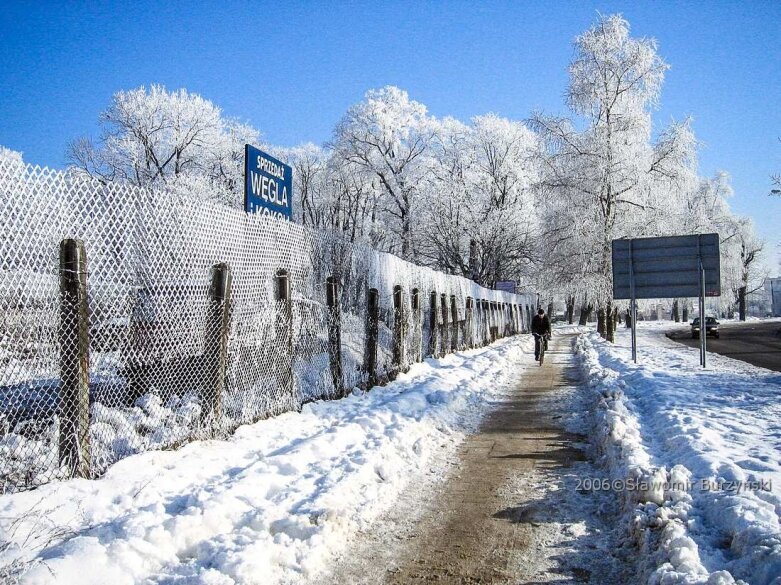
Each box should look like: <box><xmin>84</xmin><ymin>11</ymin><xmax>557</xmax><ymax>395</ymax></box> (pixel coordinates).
<box><xmin>0</xmin><ymin>158</ymin><xmax>535</xmax><ymax>493</ymax></box>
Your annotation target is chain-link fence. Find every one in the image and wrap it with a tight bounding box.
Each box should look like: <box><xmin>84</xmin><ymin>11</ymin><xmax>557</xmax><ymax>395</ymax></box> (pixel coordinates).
<box><xmin>0</xmin><ymin>158</ymin><xmax>535</xmax><ymax>493</ymax></box>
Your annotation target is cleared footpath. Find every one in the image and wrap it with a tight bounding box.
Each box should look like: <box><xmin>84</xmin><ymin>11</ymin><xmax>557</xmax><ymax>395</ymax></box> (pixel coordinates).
<box><xmin>323</xmin><ymin>334</ymin><xmax>630</xmax><ymax>585</ymax></box>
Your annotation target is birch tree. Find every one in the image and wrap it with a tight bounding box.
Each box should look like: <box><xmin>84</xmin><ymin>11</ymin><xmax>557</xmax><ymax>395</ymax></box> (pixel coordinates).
<box><xmin>533</xmin><ymin>14</ymin><xmax>694</xmax><ymax>339</ymax></box>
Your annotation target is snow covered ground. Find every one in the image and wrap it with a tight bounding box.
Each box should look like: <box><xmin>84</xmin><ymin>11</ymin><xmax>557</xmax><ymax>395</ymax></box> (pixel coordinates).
<box><xmin>0</xmin><ymin>336</ymin><xmax>531</xmax><ymax>585</ymax></box>
<box><xmin>576</xmin><ymin>323</ymin><xmax>781</xmax><ymax>584</ymax></box>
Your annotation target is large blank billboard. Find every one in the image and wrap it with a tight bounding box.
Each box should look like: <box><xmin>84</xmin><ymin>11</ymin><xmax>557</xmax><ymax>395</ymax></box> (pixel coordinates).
<box><xmin>612</xmin><ymin>234</ymin><xmax>721</xmax><ymax>300</ymax></box>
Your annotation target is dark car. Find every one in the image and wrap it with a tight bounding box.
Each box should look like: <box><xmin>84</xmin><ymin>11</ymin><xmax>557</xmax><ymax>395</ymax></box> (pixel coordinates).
<box><xmin>691</xmin><ymin>317</ymin><xmax>720</xmax><ymax>339</ymax></box>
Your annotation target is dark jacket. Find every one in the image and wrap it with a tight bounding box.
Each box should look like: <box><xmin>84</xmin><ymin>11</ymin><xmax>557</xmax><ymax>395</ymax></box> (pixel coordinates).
<box><xmin>531</xmin><ymin>314</ymin><xmax>551</xmax><ymax>336</ymax></box>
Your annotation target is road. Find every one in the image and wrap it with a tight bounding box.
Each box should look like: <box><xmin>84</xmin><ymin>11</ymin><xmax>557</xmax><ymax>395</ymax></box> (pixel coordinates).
<box><xmin>666</xmin><ymin>320</ymin><xmax>781</xmax><ymax>372</ymax></box>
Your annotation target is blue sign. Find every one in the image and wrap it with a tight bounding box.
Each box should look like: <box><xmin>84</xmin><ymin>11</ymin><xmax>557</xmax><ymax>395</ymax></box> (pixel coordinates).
<box><xmin>244</xmin><ymin>144</ymin><xmax>293</xmax><ymax>220</ymax></box>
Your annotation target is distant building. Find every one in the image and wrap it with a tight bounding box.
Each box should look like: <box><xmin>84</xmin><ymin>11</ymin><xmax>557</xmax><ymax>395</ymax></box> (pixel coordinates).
<box><xmin>768</xmin><ymin>277</ymin><xmax>781</xmax><ymax>317</ymax></box>
<box><xmin>751</xmin><ymin>277</ymin><xmax>781</xmax><ymax>317</ymax></box>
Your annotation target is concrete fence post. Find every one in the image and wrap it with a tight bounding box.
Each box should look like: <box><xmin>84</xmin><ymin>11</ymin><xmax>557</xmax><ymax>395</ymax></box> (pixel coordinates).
<box><xmin>326</xmin><ymin>276</ymin><xmax>344</xmax><ymax>397</ymax></box>
<box><xmin>203</xmin><ymin>262</ymin><xmax>232</xmax><ymax>425</ymax></box>
<box><xmin>275</xmin><ymin>269</ymin><xmax>296</xmax><ymax>406</ymax></box>
<box><xmin>480</xmin><ymin>299</ymin><xmax>491</xmax><ymax>345</ymax></box>
<box><xmin>485</xmin><ymin>301</ymin><xmax>490</xmax><ymax>342</ymax></box>
<box><xmin>428</xmin><ymin>292</ymin><xmax>438</xmax><ymax>357</ymax></box>
<box><xmin>509</xmin><ymin>303</ymin><xmax>516</xmax><ymax>335</ymax></box>
<box><xmin>519</xmin><ymin>303</ymin><xmax>525</xmax><ymax>333</ymax></box>
<box><xmin>440</xmin><ymin>293</ymin><xmax>449</xmax><ymax>354</ymax></box>
<box><xmin>477</xmin><ymin>299</ymin><xmax>482</xmax><ymax>345</ymax></box>
<box><xmin>450</xmin><ymin>295</ymin><xmax>458</xmax><ymax>352</ymax></box>
<box><xmin>411</xmin><ymin>288</ymin><xmax>421</xmax><ymax>362</ymax></box>
<box><xmin>58</xmin><ymin>238</ymin><xmax>91</xmax><ymax>478</ymax></box>
<box><xmin>488</xmin><ymin>301</ymin><xmax>494</xmax><ymax>343</ymax></box>
<box><xmin>506</xmin><ymin>303</ymin><xmax>512</xmax><ymax>337</ymax></box>
<box><xmin>365</xmin><ymin>288</ymin><xmax>379</xmax><ymax>389</ymax></box>
<box><xmin>391</xmin><ymin>285</ymin><xmax>406</xmax><ymax>378</ymax></box>
<box><xmin>465</xmin><ymin>297</ymin><xmax>474</xmax><ymax>349</ymax></box>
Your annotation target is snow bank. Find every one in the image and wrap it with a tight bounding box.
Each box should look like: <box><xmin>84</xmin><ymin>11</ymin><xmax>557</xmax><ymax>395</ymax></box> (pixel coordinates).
<box><xmin>553</xmin><ymin>323</ymin><xmax>594</xmax><ymax>335</ymax></box>
<box><xmin>575</xmin><ymin>327</ymin><xmax>781</xmax><ymax>584</ymax></box>
<box><xmin>0</xmin><ymin>335</ymin><xmax>532</xmax><ymax>584</ymax></box>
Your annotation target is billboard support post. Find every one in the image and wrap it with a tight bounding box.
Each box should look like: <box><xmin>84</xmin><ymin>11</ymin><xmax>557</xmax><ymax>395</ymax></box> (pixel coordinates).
<box><xmin>629</xmin><ymin>239</ymin><xmax>637</xmax><ymax>363</ymax></box>
<box><xmin>612</xmin><ymin>233</ymin><xmax>721</xmax><ymax>367</ymax></box>
<box><xmin>700</xmin><ymin>257</ymin><xmax>706</xmax><ymax>368</ymax></box>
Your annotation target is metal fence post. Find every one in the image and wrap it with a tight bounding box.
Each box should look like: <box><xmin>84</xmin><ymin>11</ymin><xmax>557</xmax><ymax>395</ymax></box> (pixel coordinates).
<box><xmin>392</xmin><ymin>285</ymin><xmax>406</xmax><ymax>378</ymax></box>
<box><xmin>365</xmin><ymin>288</ymin><xmax>379</xmax><ymax>388</ymax></box>
<box><xmin>275</xmin><ymin>269</ymin><xmax>296</xmax><ymax>405</ymax></box>
<box><xmin>58</xmin><ymin>238</ymin><xmax>91</xmax><ymax>478</ymax></box>
<box><xmin>326</xmin><ymin>276</ymin><xmax>344</xmax><ymax>397</ymax></box>
<box><xmin>411</xmin><ymin>288</ymin><xmax>421</xmax><ymax>362</ymax></box>
<box><xmin>203</xmin><ymin>262</ymin><xmax>232</xmax><ymax>425</ymax></box>
<box><xmin>700</xmin><ymin>258</ymin><xmax>706</xmax><ymax>368</ymax></box>
<box><xmin>428</xmin><ymin>292</ymin><xmax>438</xmax><ymax>357</ymax></box>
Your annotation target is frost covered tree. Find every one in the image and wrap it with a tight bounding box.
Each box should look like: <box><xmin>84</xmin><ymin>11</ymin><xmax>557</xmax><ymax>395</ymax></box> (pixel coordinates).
<box><xmin>67</xmin><ymin>85</ymin><xmax>259</xmax><ymax>207</ymax></box>
<box><xmin>678</xmin><ymin>172</ymin><xmax>766</xmax><ymax>320</ymax></box>
<box><xmin>0</xmin><ymin>147</ymin><xmax>23</xmax><ymax>166</ymax></box>
<box><xmin>771</xmin><ymin>137</ymin><xmax>781</xmax><ymax>196</ymax></box>
<box><xmin>416</xmin><ymin>117</ymin><xmax>475</xmax><ymax>275</ymax></box>
<box><xmin>331</xmin><ymin>86</ymin><xmax>435</xmax><ymax>259</ymax></box>
<box><xmin>533</xmin><ymin>14</ymin><xmax>696</xmax><ymax>340</ymax></box>
<box><xmin>468</xmin><ymin>115</ymin><xmax>539</xmax><ymax>286</ymax></box>
<box><xmin>734</xmin><ymin>221</ymin><xmax>765</xmax><ymax>321</ymax></box>
<box><xmin>414</xmin><ymin>114</ymin><xmax>539</xmax><ymax>287</ymax></box>
<box><xmin>718</xmin><ymin>214</ymin><xmax>765</xmax><ymax>321</ymax></box>
<box><xmin>277</xmin><ymin>143</ymin><xmax>332</xmax><ymax>228</ymax></box>
<box><xmin>0</xmin><ymin>147</ymin><xmax>29</xmax><ymax>276</ymax></box>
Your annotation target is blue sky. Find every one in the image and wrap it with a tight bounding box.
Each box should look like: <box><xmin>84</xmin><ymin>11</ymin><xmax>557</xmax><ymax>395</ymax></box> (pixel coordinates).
<box><xmin>1</xmin><ymin>1</ymin><xmax>779</xmax><ymax>270</ymax></box>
